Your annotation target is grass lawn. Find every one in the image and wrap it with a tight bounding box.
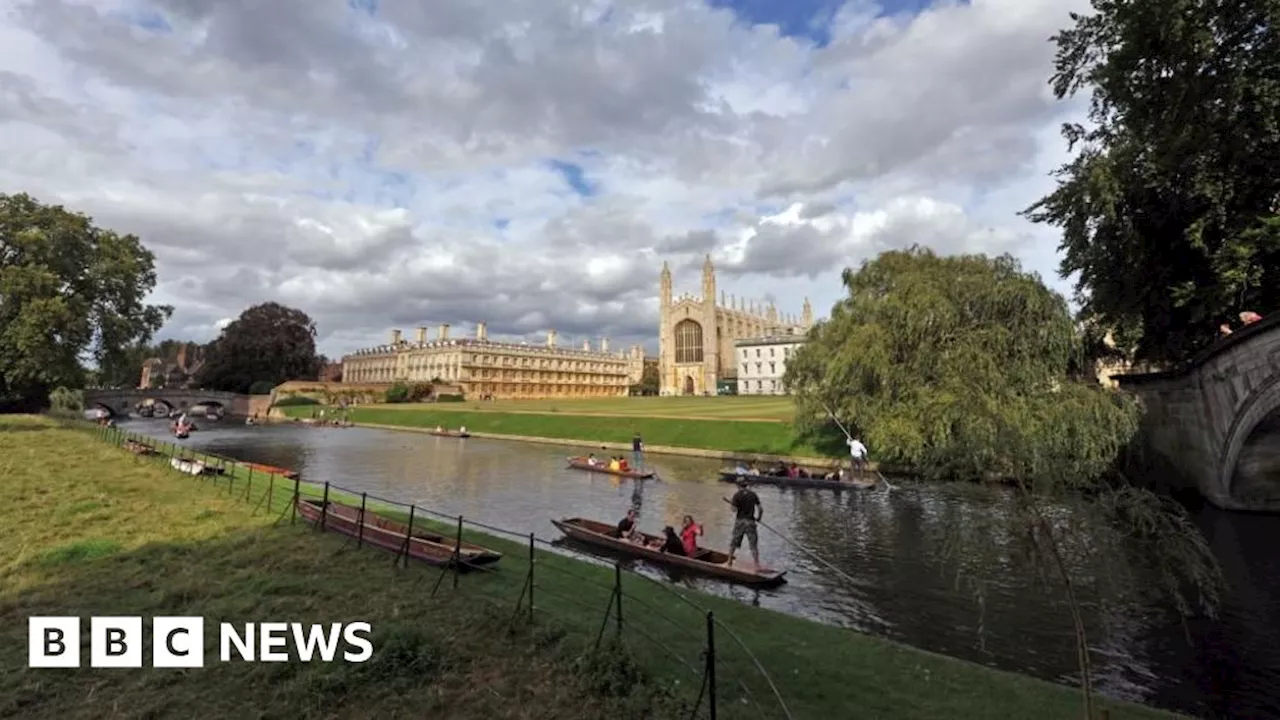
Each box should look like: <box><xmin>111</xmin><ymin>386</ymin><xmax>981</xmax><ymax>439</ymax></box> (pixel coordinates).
<box><xmin>282</xmin><ymin>405</ymin><xmax>823</xmax><ymax>457</ymax></box>
<box><xmin>368</xmin><ymin>396</ymin><xmax>797</xmax><ymax>421</ymax></box>
<box><xmin>0</xmin><ymin>415</ymin><xmax>1180</xmax><ymax>720</ymax></box>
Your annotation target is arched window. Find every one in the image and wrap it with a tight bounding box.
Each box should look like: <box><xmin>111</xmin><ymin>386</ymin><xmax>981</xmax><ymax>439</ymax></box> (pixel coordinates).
<box><xmin>674</xmin><ymin>320</ymin><xmax>704</xmax><ymax>364</ymax></box>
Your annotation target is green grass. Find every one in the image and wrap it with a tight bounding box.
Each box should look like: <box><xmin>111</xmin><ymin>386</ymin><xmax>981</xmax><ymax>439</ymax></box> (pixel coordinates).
<box><xmin>0</xmin><ymin>415</ymin><xmax>1182</xmax><ymax>720</ymax></box>
<box><xmin>283</xmin><ymin>406</ymin><xmax>823</xmax><ymax>457</ymax></box>
<box><xmin>366</xmin><ymin>396</ymin><xmax>798</xmax><ymax>421</ymax></box>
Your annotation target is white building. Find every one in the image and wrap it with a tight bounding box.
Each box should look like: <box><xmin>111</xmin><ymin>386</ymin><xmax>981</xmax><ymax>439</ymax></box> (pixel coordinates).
<box><xmin>735</xmin><ymin>332</ymin><xmax>807</xmax><ymax>395</ymax></box>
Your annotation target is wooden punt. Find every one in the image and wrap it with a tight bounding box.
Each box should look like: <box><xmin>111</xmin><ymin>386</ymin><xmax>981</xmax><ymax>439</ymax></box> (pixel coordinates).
<box><xmin>551</xmin><ymin>517</ymin><xmax>786</xmax><ymax>589</ymax></box>
<box><xmin>124</xmin><ymin>440</ymin><xmax>157</xmax><ymax>456</ymax></box>
<box><xmin>295</xmin><ymin>499</ymin><xmax>503</xmax><ymax>568</ymax></box>
<box><xmin>566</xmin><ymin>457</ymin><xmax>655</xmax><ymax>479</ymax></box>
<box><xmin>428</xmin><ymin>430</ymin><xmax>471</xmax><ymax>438</ymax></box>
<box><xmin>718</xmin><ymin>471</ymin><xmax>876</xmax><ymax>491</ymax></box>
<box><xmin>238</xmin><ymin>461</ymin><xmax>299</xmax><ymax>479</ymax></box>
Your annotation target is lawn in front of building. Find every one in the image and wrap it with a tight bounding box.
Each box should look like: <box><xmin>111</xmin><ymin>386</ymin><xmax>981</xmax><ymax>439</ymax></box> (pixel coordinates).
<box><xmin>369</xmin><ymin>395</ymin><xmax>796</xmax><ymax>421</ymax></box>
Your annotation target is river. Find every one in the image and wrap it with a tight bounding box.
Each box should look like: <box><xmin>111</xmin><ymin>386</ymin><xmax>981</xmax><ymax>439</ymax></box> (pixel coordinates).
<box><xmin>118</xmin><ymin>416</ymin><xmax>1280</xmax><ymax>719</ymax></box>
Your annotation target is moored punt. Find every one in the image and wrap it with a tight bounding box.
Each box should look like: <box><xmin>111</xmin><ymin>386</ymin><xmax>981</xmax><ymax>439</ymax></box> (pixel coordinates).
<box><xmin>295</xmin><ymin>499</ymin><xmax>503</xmax><ymax>569</ymax></box>
<box><xmin>551</xmin><ymin>517</ymin><xmax>786</xmax><ymax>589</ymax></box>
<box><xmin>428</xmin><ymin>430</ymin><xmax>471</xmax><ymax>438</ymax></box>
<box><xmin>170</xmin><ymin>457</ymin><xmax>209</xmax><ymax>475</ymax></box>
<box><xmin>566</xmin><ymin>457</ymin><xmax>655</xmax><ymax>479</ymax></box>
<box><xmin>124</xmin><ymin>440</ymin><xmax>157</xmax><ymax>455</ymax></box>
<box><xmin>238</xmin><ymin>461</ymin><xmax>299</xmax><ymax>479</ymax></box>
<box><xmin>718</xmin><ymin>471</ymin><xmax>875</xmax><ymax>491</ymax></box>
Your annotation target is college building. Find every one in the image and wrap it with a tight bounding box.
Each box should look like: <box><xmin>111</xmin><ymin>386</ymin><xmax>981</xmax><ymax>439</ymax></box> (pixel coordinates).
<box><xmin>341</xmin><ymin>323</ymin><xmax>645</xmax><ymax>399</ymax></box>
<box><xmin>658</xmin><ymin>255</ymin><xmax>812</xmax><ymax>395</ymax></box>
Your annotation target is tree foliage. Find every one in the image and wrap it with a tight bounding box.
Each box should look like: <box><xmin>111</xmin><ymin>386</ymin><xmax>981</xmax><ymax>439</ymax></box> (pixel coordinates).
<box><xmin>1026</xmin><ymin>0</ymin><xmax>1280</xmax><ymax>364</ymax></box>
<box><xmin>0</xmin><ymin>193</ymin><xmax>171</xmax><ymax>404</ymax></box>
<box><xmin>786</xmin><ymin>247</ymin><xmax>1141</xmax><ymax>489</ymax></box>
<box><xmin>197</xmin><ymin>302</ymin><xmax>322</xmax><ymax>394</ymax></box>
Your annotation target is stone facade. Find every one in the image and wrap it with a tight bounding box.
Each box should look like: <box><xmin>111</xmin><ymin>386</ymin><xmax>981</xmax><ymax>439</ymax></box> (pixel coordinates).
<box><xmin>658</xmin><ymin>255</ymin><xmax>812</xmax><ymax>396</ymax></box>
<box><xmin>139</xmin><ymin>342</ymin><xmax>205</xmax><ymax>389</ymax></box>
<box><xmin>341</xmin><ymin>323</ymin><xmax>644</xmax><ymax>399</ymax></box>
<box><xmin>1114</xmin><ymin>313</ymin><xmax>1280</xmax><ymax>511</ymax></box>
<box><xmin>736</xmin><ymin>334</ymin><xmax>807</xmax><ymax>395</ymax></box>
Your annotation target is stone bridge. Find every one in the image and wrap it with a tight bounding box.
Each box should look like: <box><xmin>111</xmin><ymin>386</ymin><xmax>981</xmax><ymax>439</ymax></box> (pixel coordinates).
<box><xmin>1115</xmin><ymin>313</ymin><xmax>1280</xmax><ymax>511</ymax></box>
<box><xmin>84</xmin><ymin>389</ymin><xmax>250</xmax><ymax>417</ymax></box>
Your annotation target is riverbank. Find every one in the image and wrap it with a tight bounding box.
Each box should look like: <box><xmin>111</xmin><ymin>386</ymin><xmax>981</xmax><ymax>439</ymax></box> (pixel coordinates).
<box><xmin>275</xmin><ymin>405</ymin><xmax>878</xmax><ymax>470</ymax></box>
<box><xmin>1</xmin><ymin>415</ymin><xmax>1178</xmax><ymax>719</ymax></box>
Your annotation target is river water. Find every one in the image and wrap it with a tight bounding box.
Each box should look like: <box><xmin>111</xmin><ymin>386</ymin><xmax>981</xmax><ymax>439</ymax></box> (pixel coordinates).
<box><xmin>118</xmin><ymin>417</ymin><xmax>1280</xmax><ymax>719</ymax></box>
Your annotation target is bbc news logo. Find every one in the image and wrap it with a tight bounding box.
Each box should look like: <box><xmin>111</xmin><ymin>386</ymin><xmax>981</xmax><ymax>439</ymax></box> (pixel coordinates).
<box><xmin>28</xmin><ymin>617</ymin><xmax>373</xmax><ymax>668</ymax></box>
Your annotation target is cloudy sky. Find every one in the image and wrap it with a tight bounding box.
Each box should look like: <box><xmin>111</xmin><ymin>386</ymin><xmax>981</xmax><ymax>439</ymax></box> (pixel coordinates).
<box><xmin>0</xmin><ymin>0</ymin><xmax>1089</xmax><ymax>359</ymax></box>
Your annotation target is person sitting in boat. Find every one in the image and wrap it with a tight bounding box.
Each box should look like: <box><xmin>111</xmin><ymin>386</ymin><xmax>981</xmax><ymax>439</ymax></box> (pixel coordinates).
<box><xmin>680</xmin><ymin>515</ymin><xmax>703</xmax><ymax>556</ymax></box>
<box><xmin>614</xmin><ymin>509</ymin><xmax>639</xmax><ymax>541</ymax></box>
<box><xmin>459</xmin><ymin>425</ymin><xmax>467</xmax><ymax>434</ymax></box>
<box><xmin>608</xmin><ymin>457</ymin><xmax>621</xmax><ymax>472</ymax></box>
<box><xmin>618</xmin><ymin>457</ymin><xmax>631</xmax><ymax>472</ymax></box>
<box><xmin>586</xmin><ymin>453</ymin><xmax>600</xmax><ymax>466</ymax></box>
<box><xmin>733</xmin><ymin>462</ymin><xmax>750</xmax><ymax>475</ymax></box>
<box><xmin>657</xmin><ymin>526</ymin><xmax>686</xmax><ymax>556</ymax></box>
<box><xmin>436</xmin><ymin>425</ymin><xmax>444</xmax><ymax>432</ymax></box>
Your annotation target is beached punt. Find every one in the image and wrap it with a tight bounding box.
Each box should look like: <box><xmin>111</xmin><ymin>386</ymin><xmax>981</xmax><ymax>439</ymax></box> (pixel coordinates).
<box><xmin>295</xmin><ymin>499</ymin><xmax>503</xmax><ymax>569</ymax></box>
<box><xmin>170</xmin><ymin>457</ymin><xmax>211</xmax><ymax>475</ymax></box>
<box><xmin>566</xmin><ymin>457</ymin><xmax>655</xmax><ymax>479</ymax></box>
<box><xmin>718</xmin><ymin>471</ymin><xmax>876</xmax><ymax>491</ymax></box>
<box><xmin>123</xmin><ymin>440</ymin><xmax>157</xmax><ymax>456</ymax></box>
<box><xmin>238</xmin><ymin>461</ymin><xmax>299</xmax><ymax>479</ymax></box>
<box><xmin>551</xmin><ymin>517</ymin><xmax>786</xmax><ymax>589</ymax></box>
<box><xmin>428</xmin><ymin>430</ymin><xmax>471</xmax><ymax>438</ymax></box>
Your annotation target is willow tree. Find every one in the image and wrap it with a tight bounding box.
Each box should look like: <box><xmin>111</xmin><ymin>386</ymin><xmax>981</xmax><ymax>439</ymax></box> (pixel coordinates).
<box><xmin>786</xmin><ymin>247</ymin><xmax>1221</xmax><ymax>715</ymax></box>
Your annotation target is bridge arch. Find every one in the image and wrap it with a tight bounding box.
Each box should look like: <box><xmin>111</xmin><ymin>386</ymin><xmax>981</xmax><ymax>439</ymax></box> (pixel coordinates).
<box><xmin>1219</xmin><ymin>371</ymin><xmax>1280</xmax><ymax>502</ymax></box>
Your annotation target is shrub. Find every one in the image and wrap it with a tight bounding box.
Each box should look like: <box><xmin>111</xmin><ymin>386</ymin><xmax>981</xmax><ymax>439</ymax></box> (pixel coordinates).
<box><xmin>436</xmin><ymin>393</ymin><xmax>465</xmax><ymax>402</ymax></box>
<box><xmin>248</xmin><ymin>380</ymin><xmax>277</xmax><ymax>395</ymax></box>
<box><xmin>274</xmin><ymin>395</ymin><xmax>320</xmax><ymax>407</ymax></box>
<box><xmin>384</xmin><ymin>384</ymin><xmax>410</xmax><ymax>403</ymax></box>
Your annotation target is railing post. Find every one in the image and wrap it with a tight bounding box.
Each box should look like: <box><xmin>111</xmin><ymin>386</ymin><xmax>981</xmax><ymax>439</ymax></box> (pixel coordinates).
<box><xmin>319</xmin><ymin>482</ymin><xmax>330</xmax><ymax>532</ymax></box>
<box><xmin>401</xmin><ymin>506</ymin><xmax>416</xmax><ymax>568</ymax></box>
<box><xmin>528</xmin><ymin>533</ymin><xmax>535</xmax><ymax>625</ymax></box>
<box><xmin>357</xmin><ymin>493</ymin><xmax>367</xmax><ymax>548</ymax></box>
<box><xmin>452</xmin><ymin>516</ymin><xmax>463</xmax><ymax>589</ymax></box>
<box><xmin>289</xmin><ymin>475</ymin><xmax>299</xmax><ymax>525</ymax></box>
<box><xmin>267</xmin><ymin>474</ymin><xmax>274</xmax><ymax>513</ymax></box>
<box><xmin>614</xmin><ymin>564</ymin><xmax>623</xmax><ymax>639</ymax></box>
<box><xmin>244</xmin><ymin>467</ymin><xmax>252</xmax><ymax>501</ymax></box>
<box><xmin>706</xmin><ymin>612</ymin><xmax>717</xmax><ymax>720</ymax></box>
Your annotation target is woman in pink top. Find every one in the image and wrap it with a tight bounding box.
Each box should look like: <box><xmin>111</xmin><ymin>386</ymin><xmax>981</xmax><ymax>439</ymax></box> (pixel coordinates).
<box><xmin>680</xmin><ymin>515</ymin><xmax>703</xmax><ymax>556</ymax></box>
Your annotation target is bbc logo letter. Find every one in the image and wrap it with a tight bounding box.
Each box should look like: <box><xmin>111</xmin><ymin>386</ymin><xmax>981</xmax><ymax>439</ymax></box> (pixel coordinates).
<box><xmin>91</xmin><ymin>617</ymin><xmax>143</xmax><ymax>668</ymax></box>
<box><xmin>29</xmin><ymin>617</ymin><xmax>80</xmax><ymax>668</ymax></box>
<box><xmin>154</xmin><ymin>617</ymin><xmax>204</xmax><ymax>668</ymax></box>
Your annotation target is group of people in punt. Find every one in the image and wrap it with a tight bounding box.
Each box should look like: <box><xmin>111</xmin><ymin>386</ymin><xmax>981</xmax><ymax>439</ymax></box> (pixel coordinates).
<box><xmin>731</xmin><ymin>434</ymin><xmax>871</xmax><ymax>483</ymax></box>
<box><xmin>614</xmin><ymin>509</ymin><xmax>705</xmax><ymax>557</ymax></box>
<box><xmin>584</xmin><ymin>453</ymin><xmax>633</xmax><ymax>473</ymax></box>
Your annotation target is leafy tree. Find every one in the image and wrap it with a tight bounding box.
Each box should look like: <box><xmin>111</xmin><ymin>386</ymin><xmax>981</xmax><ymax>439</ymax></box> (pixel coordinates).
<box><xmin>0</xmin><ymin>193</ymin><xmax>171</xmax><ymax>406</ymax></box>
<box><xmin>786</xmin><ymin>247</ymin><xmax>1221</xmax><ymax>715</ymax></box>
<box><xmin>630</xmin><ymin>362</ymin><xmax>659</xmax><ymax>396</ymax></box>
<box><xmin>48</xmin><ymin>386</ymin><xmax>84</xmax><ymax>415</ymax></box>
<box><xmin>248</xmin><ymin>380</ymin><xmax>277</xmax><ymax>395</ymax></box>
<box><xmin>1026</xmin><ymin>0</ymin><xmax>1280</xmax><ymax>364</ymax></box>
<box><xmin>197</xmin><ymin>302</ymin><xmax>322</xmax><ymax>394</ymax></box>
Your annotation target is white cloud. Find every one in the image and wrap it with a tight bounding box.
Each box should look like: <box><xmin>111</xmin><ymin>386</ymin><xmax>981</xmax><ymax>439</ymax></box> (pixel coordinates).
<box><xmin>0</xmin><ymin>0</ymin><xmax>1090</xmax><ymax>358</ymax></box>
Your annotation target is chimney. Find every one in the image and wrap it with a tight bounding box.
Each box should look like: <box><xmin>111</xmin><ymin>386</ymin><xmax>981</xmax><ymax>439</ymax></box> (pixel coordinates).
<box><xmin>415</xmin><ymin>327</ymin><xmax>426</xmax><ymax>344</ymax></box>
<box><xmin>476</xmin><ymin>322</ymin><xmax>488</xmax><ymax>341</ymax></box>
<box><xmin>391</xmin><ymin>329</ymin><xmax>402</xmax><ymax>345</ymax></box>
<box><xmin>547</xmin><ymin>329</ymin><xmax>557</xmax><ymax>348</ymax></box>
<box><xmin>438</xmin><ymin>323</ymin><xmax>450</xmax><ymax>341</ymax></box>
<box><xmin>582</xmin><ymin>339</ymin><xmax>590</xmax><ymax>351</ymax></box>
<box><xmin>601</xmin><ymin>337</ymin><xmax>610</xmax><ymax>353</ymax></box>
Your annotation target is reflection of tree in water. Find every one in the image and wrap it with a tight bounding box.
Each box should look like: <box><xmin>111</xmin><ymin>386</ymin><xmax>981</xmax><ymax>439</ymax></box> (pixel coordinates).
<box><xmin>787</xmin><ymin>484</ymin><xmax>1178</xmax><ymax>697</ymax></box>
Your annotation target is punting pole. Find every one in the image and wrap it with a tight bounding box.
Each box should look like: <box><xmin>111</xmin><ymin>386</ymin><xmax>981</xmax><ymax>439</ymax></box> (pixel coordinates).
<box><xmin>822</xmin><ymin>403</ymin><xmax>895</xmax><ymax>492</ymax></box>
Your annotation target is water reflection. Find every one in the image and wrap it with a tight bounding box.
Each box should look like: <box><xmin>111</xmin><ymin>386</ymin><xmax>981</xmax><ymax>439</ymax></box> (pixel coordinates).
<box><xmin>118</xmin><ymin>417</ymin><xmax>1280</xmax><ymax>718</ymax></box>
